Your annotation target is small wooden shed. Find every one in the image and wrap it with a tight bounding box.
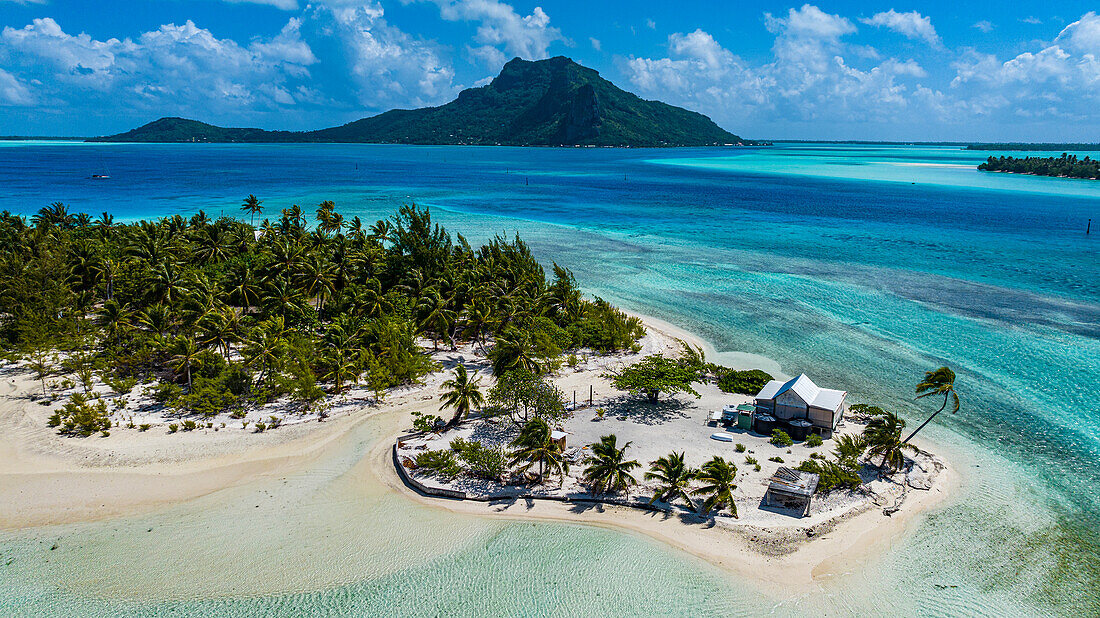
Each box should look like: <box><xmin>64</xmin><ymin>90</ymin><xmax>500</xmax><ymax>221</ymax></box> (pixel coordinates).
<box><xmin>764</xmin><ymin>467</ymin><xmax>820</xmax><ymax>517</ymax></box>
<box><xmin>551</xmin><ymin>430</ymin><xmax>568</xmax><ymax>451</ymax></box>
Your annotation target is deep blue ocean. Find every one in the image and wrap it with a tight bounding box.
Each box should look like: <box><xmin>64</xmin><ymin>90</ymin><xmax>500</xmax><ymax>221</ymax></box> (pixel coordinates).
<box><xmin>0</xmin><ymin>141</ymin><xmax>1097</xmax><ymax>615</ymax></box>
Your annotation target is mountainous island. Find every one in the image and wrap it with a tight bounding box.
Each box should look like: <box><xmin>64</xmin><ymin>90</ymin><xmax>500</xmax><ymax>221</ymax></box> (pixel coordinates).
<box><xmin>90</xmin><ymin>57</ymin><xmax>747</xmax><ymax>147</ymax></box>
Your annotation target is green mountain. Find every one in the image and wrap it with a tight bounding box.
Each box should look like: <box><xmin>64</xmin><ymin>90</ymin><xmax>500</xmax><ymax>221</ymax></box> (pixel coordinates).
<box><xmin>90</xmin><ymin>57</ymin><xmax>745</xmax><ymax>147</ymax></box>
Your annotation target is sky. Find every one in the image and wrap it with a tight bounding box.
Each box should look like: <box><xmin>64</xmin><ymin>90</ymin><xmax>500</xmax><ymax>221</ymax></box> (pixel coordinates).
<box><xmin>1</xmin><ymin>1</ymin><xmax>1098</xmax><ymax>141</ymax></box>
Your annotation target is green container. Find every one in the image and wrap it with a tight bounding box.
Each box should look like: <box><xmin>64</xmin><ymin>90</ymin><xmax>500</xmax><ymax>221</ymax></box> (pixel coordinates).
<box><xmin>737</xmin><ymin>411</ymin><xmax>754</xmax><ymax>430</ymax></box>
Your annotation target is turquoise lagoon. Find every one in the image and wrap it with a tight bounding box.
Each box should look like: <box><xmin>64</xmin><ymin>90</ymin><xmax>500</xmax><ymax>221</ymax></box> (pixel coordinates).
<box><xmin>0</xmin><ymin>142</ymin><xmax>1097</xmax><ymax>615</ymax></box>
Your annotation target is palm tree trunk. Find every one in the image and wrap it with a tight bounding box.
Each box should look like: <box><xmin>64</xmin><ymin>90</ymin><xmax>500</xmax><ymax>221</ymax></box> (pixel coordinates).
<box><xmin>902</xmin><ymin>396</ymin><xmax>948</xmax><ymax>444</ymax></box>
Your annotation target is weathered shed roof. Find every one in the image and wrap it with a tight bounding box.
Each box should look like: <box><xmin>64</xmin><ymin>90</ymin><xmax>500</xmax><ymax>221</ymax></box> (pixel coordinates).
<box><xmin>765</xmin><ymin>466</ymin><xmax>820</xmax><ymax>498</ymax></box>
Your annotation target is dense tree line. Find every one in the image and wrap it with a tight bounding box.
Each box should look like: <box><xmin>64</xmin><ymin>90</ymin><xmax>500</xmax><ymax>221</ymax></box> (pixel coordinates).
<box><xmin>0</xmin><ymin>199</ymin><xmax>643</xmax><ymax>426</ymax></box>
<box><xmin>978</xmin><ymin>154</ymin><xmax>1100</xmax><ymax>179</ymax></box>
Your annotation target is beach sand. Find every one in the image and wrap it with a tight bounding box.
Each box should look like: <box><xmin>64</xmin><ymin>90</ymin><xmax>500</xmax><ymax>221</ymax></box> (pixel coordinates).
<box><xmin>0</xmin><ymin>314</ymin><xmax>958</xmax><ymax>597</ymax></box>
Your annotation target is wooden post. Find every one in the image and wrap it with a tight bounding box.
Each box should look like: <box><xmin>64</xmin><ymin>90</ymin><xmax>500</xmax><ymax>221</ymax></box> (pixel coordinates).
<box><xmin>589</xmin><ymin>385</ymin><xmax>593</xmax><ymax>407</ymax></box>
<box><xmin>1088</xmin><ymin>218</ymin><xmax>1092</xmax><ymax>235</ymax></box>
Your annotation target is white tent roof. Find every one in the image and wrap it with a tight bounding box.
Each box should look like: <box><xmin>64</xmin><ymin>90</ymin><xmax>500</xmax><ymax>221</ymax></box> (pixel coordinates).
<box><xmin>755</xmin><ymin>374</ymin><xmax>846</xmax><ymax>411</ymax></box>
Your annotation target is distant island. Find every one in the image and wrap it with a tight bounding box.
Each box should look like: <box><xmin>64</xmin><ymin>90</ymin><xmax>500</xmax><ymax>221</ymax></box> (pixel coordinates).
<box><xmin>967</xmin><ymin>143</ymin><xmax>1100</xmax><ymax>151</ymax></box>
<box><xmin>89</xmin><ymin>57</ymin><xmax>750</xmax><ymax>148</ymax></box>
<box><xmin>978</xmin><ymin>154</ymin><xmax>1100</xmax><ymax>179</ymax></box>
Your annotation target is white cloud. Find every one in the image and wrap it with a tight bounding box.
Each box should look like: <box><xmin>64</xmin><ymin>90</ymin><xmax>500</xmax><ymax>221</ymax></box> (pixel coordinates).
<box><xmin>0</xmin><ymin>6</ymin><xmax>459</xmax><ymax>123</ymax></box>
<box><xmin>0</xmin><ymin>67</ymin><xmax>33</xmax><ymax>105</ymax></box>
<box><xmin>589</xmin><ymin>37</ymin><xmax>600</xmax><ymax>51</ymax></box>
<box><xmin>1021</xmin><ymin>16</ymin><xmax>1043</xmax><ymax>25</ymax></box>
<box><xmin>416</xmin><ymin>0</ymin><xmax>563</xmax><ymax>68</ymax></box>
<box><xmin>624</xmin><ymin>5</ymin><xmax>934</xmax><ymax>132</ymax></box>
<box><xmin>306</xmin><ymin>4</ymin><xmax>456</xmax><ymax>110</ymax></box>
<box><xmin>646</xmin><ymin>18</ymin><xmax>656</xmax><ymax>30</ymax></box>
<box><xmin>972</xmin><ymin>21</ymin><xmax>994</xmax><ymax>33</ymax></box>
<box><xmin>220</xmin><ymin>0</ymin><xmax>300</xmax><ymax>9</ymax></box>
<box><xmin>859</xmin><ymin>9</ymin><xmax>940</xmax><ymax>46</ymax></box>
<box><xmin>0</xmin><ymin>0</ymin><xmax>48</xmax><ymax>4</ymax></box>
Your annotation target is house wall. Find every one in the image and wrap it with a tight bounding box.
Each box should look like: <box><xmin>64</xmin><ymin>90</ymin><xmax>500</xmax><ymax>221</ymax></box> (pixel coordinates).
<box><xmin>773</xmin><ymin>390</ymin><xmax>809</xmax><ymax>421</ymax></box>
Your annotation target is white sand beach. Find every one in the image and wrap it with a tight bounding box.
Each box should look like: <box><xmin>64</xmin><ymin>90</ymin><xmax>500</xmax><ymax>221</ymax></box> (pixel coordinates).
<box><xmin>0</xmin><ymin>314</ymin><xmax>957</xmax><ymax>595</ymax></box>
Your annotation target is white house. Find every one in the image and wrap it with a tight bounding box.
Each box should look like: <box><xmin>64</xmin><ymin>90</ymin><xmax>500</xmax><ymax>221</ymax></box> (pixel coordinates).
<box><xmin>753</xmin><ymin>374</ymin><xmax>847</xmax><ymax>437</ymax></box>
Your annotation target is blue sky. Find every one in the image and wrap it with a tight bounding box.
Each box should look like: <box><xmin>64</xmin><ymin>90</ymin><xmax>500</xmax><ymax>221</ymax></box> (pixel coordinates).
<box><xmin>1</xmin><ymin>1</ymin><xmax>1098</xmax><ymax>140</ymax></box>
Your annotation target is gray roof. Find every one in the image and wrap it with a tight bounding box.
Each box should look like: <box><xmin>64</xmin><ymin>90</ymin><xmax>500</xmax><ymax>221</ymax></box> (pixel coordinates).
<box><xmin>754</xmin><ymin>374</ymin><xmax>846</xmax><ymax>411</ymax></box>
<box><xmin>766</xmin><ymin>467</ymin><xmax>819</xmax><ymax>497</ymax></box>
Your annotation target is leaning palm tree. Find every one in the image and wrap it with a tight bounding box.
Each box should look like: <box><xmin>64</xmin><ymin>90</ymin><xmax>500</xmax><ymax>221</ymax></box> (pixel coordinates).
<box><xmin>439</xmin><ymin>364</ymin><xmax>484</xmax><ymax>428</ymax></box>
<box><xmin>905</xmin><ymin>366</ymin><xmax>959</xmax><ymax>443</ymax></box>
<box><xmin>509</xmin><ymin>417</ymin><xmax>568</xmax><ymax>486</ymax></box>
<box><xmin>693</xmin><ymin>456</ymin><xmax>738</xmax><ymax>518</ymax></box>
<box><xmin>864</xmin><ymin>411</ymin><xmax>916</xmax><ymax>472</ymax></box>
<box><xmin>583</xmin><ymin>434</ymin><xmax>640</xmax><ymax>494</ymax></box>
<box><xmin>241</xmin><ymin>194</ymin><xmax>263</xmax><ymax>227</ymax></box>
<box><xmin>645</xmin><ymin>451</ymin><xmax>698</xmax><ymax>507</ymax></box>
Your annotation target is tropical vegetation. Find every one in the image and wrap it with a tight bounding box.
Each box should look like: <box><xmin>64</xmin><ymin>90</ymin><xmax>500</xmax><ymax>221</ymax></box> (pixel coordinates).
<box><xmin>978</xmin><ymin>154</ymin><xmax>1100</xmax><ymax>179</ymax></box>
<box><xmin>581</xmin><ymin>434</ymin><xmax>640</xmax><ymax>494</ymax></box>
<box><xmin>0</xmin><ymin>201</ymin><xmax>643</xmax><ymax>436</ymax></box>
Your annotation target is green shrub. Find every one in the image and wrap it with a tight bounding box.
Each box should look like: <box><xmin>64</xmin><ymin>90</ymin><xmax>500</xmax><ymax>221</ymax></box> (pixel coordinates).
<box><xmin>411</xmin><ymin>411</ymin><xmax>443</xmax><ymax>433</ymax></box>
<box><xmin>454</xmin><ymin>440</ymin><xmax>509</xmax><ymax>481</ymax></box>
<box><xmin>168</xmin><ymin>423</ymin><xmax>179</xmax><ymax>433</ymax></box>
<box><xmin>182</xmin><ymin>420</ymin><xmax>197</xmax><ymax>431</ymax></box>
<box><xmin>254</xmin><ymin>421</ymin><xmax>266</xmax><ymax>433</ymax></box>
<box><xmin>753</xmin><ymin>464</ymin><xmax>761</xmax><ymax>472</ymax></box>
<box><xmin>734</xmin><ymin>443</ymin><xmax>746</xmax><ymax>453</ymax></box>
<box><xmin>796</xmin><ymin>459</ymin><xmax>862</xmax><ymax>493</ymax></box>
<box><xmin>150</xmin><ymin>382</ymin><xmax>183</xmax><ymax>404</ymax></box>
<box><xmin>139</xmin><ymin>424</ymin><xmax>151</xmax><ymax>432</ymax></box>
<box><xmin>414</xmin><ymin>449</ymin><xmax>462</xmax><ymax>478</ymax></box>
<box><xmin>806</xmin><ymin>433</ymin><xmax>824</xmax><ymax>447</ymax></box>
<box><xmin>101</xmin><ymin>430</ymin><xmax>109</xmax><ymax>437</ymax></box>
<box><xmin>268</xmin><ymin>416</ymin><xmax>281</xmax><ymax>429</ymax></box>
<box><xmin>716</xmin><ymin>369</ymin><xmax>774</xmax><ymax>395</ymax></box>
<box><xmin>770</xmin><ymin>429</ymin><xmax>793</xmax><ymax>447</ymax></box>
<box><xmin>48</xmin><ymin>393</ymin><xmax>111</xmax><ymax>437</ymax></box>
<box><xmin>744</xmin><ymin>456</ymin><xmax>758</xmax><ymax>465</ymax></box>
<box><xmin>810</xmin><ymin>452</ymin><xmax>826</xmax><ymax>460</ymax></box>
<box><xmin>769</xmin><ymin>456</ymin><xmax>784</xmax><ymax>463</ymax></box>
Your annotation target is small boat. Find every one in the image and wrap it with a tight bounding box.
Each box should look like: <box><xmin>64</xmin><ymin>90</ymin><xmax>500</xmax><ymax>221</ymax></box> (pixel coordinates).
<box><xmin>91</xmin><ymin>174</ymin><xmax>110</xmax><ymax>179</ymax></box>
<box><xmin>709</xmin><ymin>433</ymin><xmax>734</xmax><ymax>442</ymax></box>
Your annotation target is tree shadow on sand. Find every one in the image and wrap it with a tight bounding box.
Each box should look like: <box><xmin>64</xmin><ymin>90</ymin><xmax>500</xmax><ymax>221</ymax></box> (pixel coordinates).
<box><xmin>599</xmin><ymin>395</ymin><xmax>693</xmax><ymax>426</ymax></box>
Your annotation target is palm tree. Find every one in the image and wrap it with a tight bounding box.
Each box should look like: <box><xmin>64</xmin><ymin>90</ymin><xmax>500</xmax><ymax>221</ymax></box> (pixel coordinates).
<box><xmin>97</xmin><ymin>299</ymin><xmax>134</xmax><ymax>344</ymax></box>
<box><xmin>241</xmin><ymin>194</ymin><xmax>263</xmax><ymax>227</ymax></box>
<box><xmin>509</xmin><ymin>417</ymin><xmax>568</xmax><ymax>486</ymax></box>
<box><xmin>645</xmin><ymin>452</ymin><xmax>698</xmax><ymax>507</ymax></box>
<box><xmin>169</xmin><ymin>337</ymin><xmax>202</xmax><ymax>392</ymax></box>
<box><xmin>582</xmin><ymin>434</ymin><xmax>640</xmax><ymax>494</ymax></box>
<box><xmin>864</xmin><ymin>411</ymin><xmax>916</xmax><ymax>472</ymax></box>
<box><xmin>321</xmin><ymin>345</ymin><xmax>360</xmax><ymax>394</ymax></box>
<box><xmin>833</xmin><ymin>434</ymin><xmax>867</xmax><ymax>469</ymax></box>
<box><xmin>439</xmin><ymin>363</ymin><xmax>484</xmax><ymax>428</ymax></box>
<box><xmin>905</xmin><ymin>366</ymin><xmax>959</xmax><ymax>443</ymax></box>
<box><xmin>693</xmin><ymin>456</ymin><xmax>738</xmax><ymax>518</ymax></box>
<box><xmin>32</xmin><ymin>202</ymin><xmax>74</xmax><ymax>228</ymax></box>
<box><xmin>226</xmin><ymin>262</ymin><xmax>262</xmax><ymax>316</ymax></box>
<box><xmin>489</xmin><ymin>331</ymin><xmax>542</xmax><ymax>376</ymax></box>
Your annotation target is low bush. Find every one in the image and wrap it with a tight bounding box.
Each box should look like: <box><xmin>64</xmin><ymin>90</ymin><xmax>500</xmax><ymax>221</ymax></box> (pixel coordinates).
<box><xmin>453</xmin><ymin>440</ymin><xmax>509</xmax><ymax>482</ymax></box>
<box><xmin>770</xmin><ymin>429</ymin><xmax>793</xmax><ymax>447</ymax></box>
<box><xmin>806</xmin><ymin>433</ymin><xmax>824</xmax><ymax>447</ymax></box>
<box><xmin>168</xmin><ymin>423</ymin><xmax>179</xmax><ymax>433</ymax></box>
<box><xmin>254</xmin><ymin>421</ymin><xmax>267</xmax><ymax>433</ymax></box>
<box><xmin>414</xmin><ymin>449</ymin><xmax>462</xmax><ymax>478</ymax></box>
<box><xmin>769</xmin><ymin>456</ymin><xmax>784</xmax><ymax>463</ymax></box>
<box><xmin>139</xmin><ymin>424</ymin><xmax>150</xmax><ymax>431</ymax></box>
<box><xmin>182</xmin><ymin>420</ymin><xmax>197</xmax><ymax>431</ymax></box>
<box><xmin>47</xmin><ymin>393</ymin><xmax>111</xmax><ymax>437</ymax></box>
<box><xmin>796</xmin><ymin>459</ymin><xmax>862</xmax><ymax>493</ymax></box>
<box><xmin>734</xmin><ymin>443</ymin><xmax>746</xmax><ymax>453</ymax></box>
<box><xmin>716</xmin><ymin>369</ymin><xmax>774</xmax><ymax>395</ymax></box>
<box><xmin>744</xmin><ymin>456</ymin><xmax>758</xmax><ymax>465</ymax></box>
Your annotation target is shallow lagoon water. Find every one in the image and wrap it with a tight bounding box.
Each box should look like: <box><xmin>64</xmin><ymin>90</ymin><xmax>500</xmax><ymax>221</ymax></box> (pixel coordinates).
<box><xmin>0</xmin><ymin>143</ymin><xmax>1096</xmax><ymax>615</ymax></box>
